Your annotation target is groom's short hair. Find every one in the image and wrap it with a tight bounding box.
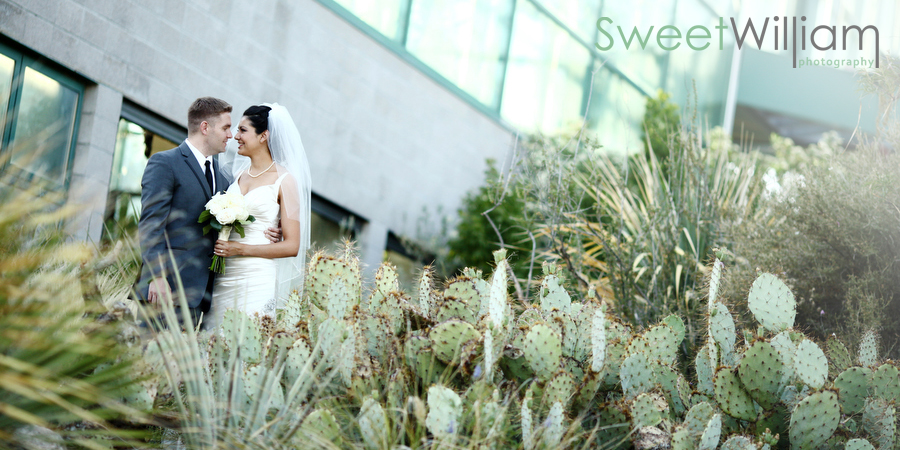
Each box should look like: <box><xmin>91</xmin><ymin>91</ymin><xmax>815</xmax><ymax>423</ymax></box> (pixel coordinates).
<box><xmin>188</xmin><ymin>97</ymin><xmax>232</xmax><ymax>134</ymax></box>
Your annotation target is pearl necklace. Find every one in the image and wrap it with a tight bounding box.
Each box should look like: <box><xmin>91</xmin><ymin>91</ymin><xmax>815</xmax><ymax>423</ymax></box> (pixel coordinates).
<box><xmin>248</xmin><ymin>160</ymin><xmax>276</xmax><ymax>178</ymax></box>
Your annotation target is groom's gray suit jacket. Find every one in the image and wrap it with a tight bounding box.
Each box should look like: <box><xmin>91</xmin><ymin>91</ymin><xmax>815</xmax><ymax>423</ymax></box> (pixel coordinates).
<box><xmin>137</xmin><ymin>141</ymin><xmax>231</xmax><ymax>309</ymax></box>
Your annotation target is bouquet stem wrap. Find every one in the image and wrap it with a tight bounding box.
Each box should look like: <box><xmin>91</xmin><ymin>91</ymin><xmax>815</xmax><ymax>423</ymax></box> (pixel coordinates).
<box><xmin>210</xmin><ymin>225</ymin><xmax>232</xmax><ymax>274</ymax></box>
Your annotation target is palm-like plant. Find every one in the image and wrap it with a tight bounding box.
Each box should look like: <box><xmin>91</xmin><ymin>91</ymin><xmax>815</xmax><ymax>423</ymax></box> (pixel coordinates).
<box><xmin>540</xmin><ymin>126</ymin><xmax>762</xmax><ymax>353</ymax></box>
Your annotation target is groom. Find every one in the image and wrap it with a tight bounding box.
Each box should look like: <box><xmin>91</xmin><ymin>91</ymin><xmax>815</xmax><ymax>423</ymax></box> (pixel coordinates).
<box><xmin>136</xmin><ymin>97</ymin><xmax>234</xmax><ymax>325</ymax></box>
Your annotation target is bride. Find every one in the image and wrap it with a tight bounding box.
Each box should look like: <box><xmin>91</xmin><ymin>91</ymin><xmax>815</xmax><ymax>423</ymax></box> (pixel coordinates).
<box><xmin>207</xmin><ymin>104</ymin><xmax>311</xmax><ymax>327</ymax></box>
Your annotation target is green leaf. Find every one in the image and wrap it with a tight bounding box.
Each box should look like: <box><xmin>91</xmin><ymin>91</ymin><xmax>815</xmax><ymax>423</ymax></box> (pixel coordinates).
<box><xmin>247</xmin><ymin>215</ymin><xmax>256</xmax><ymax>223</ymax></box>
<box><xmin>234</xmin><ymin>223</ymin><xmax>246</xmax><ymax>238</ymax></box>
<box><xmin>210</xmin><ymin>220</ymin><xmax>223</xmax><ymax>231</ymax></box>
<box><xmin>198</xmin><ymin>210</ymin><xmax>211</xmax><ymax>223</ymax></box>
<box><xmin>202</xmin><ymin>224</ymin><xmax>212</xmax><ymax>235</ymax></box>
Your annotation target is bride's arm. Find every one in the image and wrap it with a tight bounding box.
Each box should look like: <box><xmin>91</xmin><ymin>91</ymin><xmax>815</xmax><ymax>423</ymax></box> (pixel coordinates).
<box><xmin>214</xmin><ymin>177</ymin><xmax>302</xmax><ymax>259</ymax></box>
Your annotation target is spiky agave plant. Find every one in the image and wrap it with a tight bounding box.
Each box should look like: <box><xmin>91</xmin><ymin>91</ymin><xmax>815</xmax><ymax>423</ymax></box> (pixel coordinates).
<box><xmin>0</xmin><ymin>181</ymin><xmax>150</xmax><ymax>448</ymax></box>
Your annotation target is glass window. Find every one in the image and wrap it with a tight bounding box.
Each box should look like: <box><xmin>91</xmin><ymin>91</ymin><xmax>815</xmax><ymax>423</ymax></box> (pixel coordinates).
<box><xmin>9</xmin><ymin>67</ymin><xmax>79</xmax><ymax>183</ymax></box>
<box><xmin>501</xmin><ymin>0</ymin><xmax>593</xmax><ymax>134</ymax></box>
<box><xmin>333</xmin><ymin>0</ymin><xmax>411</xmax><ymax>41</ymax></box>
<box><xmin>597</xmin><ymin>0</ymin><xmax>673</xmax><ymax>93</ymax></box>
<box><xmin>310</xmin><ymin>212</ymin><xmax>355</xmax><ymax>254</ymax></box>
<box><xmin>585</xmin><ymin>65</ymin><xmax>646</xmax><ymax>155</ymax></box>
<box><xmin>0</xmin><ymin>54</ymin><xmax>13</xmax><ymax>145</ymax></box>
<box><xmin>406</xmin><ymin>0</ymin><xmax>514</xmax><ymax>109</ymax></box>
<box><xmin>103</xmin><ymin>118</ymin><xmax>177</xmax><ymax>243</ymax></box>
<box><xmin>539</xmin><ymin>0</ymin><xmax>603</xmax><ymax>42</ymax></box>
<box><xmin>0</xmin><ymin>42</ymin><xmax>83</xmax><ymax>190</ymax></box>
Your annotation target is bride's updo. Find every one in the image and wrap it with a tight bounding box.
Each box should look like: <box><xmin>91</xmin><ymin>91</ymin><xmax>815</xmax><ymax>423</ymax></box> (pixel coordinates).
<box><xmin>243</xmin><ymin>105</ymin><xmax>272</xmax><ymax>134</ymax></box>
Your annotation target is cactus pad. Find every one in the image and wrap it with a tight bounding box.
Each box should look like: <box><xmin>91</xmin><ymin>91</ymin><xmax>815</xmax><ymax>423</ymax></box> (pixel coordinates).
<box><xmin>709</xmin><ymin>302</ymin><xmax>736</xmax><ymax>364</ymax></box>
<box><xmin>792</xmin><ymin>339</ymin><xmax>828</xmax><ymax>389</ymax></box>
<box><xmin>284</xmin><ymin>338</ymin><xmax>312</xmax><ymax>385</ymax></box>
<box><xmin>542</xmin><ymin>401</ymin><xmax>566</xmax><ymax>448</ymax></box>
<box><xmin>221</xmin><ymin>309</ymin><xmax>264</xmax><ymax>364</ymax></box>
<box><xmin>620</xmin><ymin>352</ymin><xmax>656</xmax><ymax>399</ymax></box>
<box><xmin>631</xmin><ymin>392</ymin><xmax>667</xmax><ymax>428</ymax></box>
<box><xmin>858</xmin><ymin>330</ymin><xmax>879</xmax><ymax>368</ymax></box>
<box><xmin>429</xmin><ymin>319</ymin><xmax>481</xmax><ymax>365</ymax></box>
<box><xmin>488</xmin><ymin>251</ymin><xmax>509</xmax><ymax>328</ymax></box>
<box><xmin>825</xmin><ymin>335</ymin><xmax>851</xmax><ymax>378</ymax></box>
<box><xmin>698</xmin><ymin>413</ymin><xmax>722</xmax><ymax>450</ymax></box>
<box><xmin>543</xmin><ymin>371</ymin><xmax>576</xmax><ymax>408</ymax></box>
<box><xmin>769</xmin><ymin>331</ymin><xmax>797</xmax><ymax>387</ymax></box>
<box><xmin>713</xmin><ymin>368</ymin><xmax>756</xmax><ymax>421</ymax></box>
<box><xmin>426</xmin><ymin>385</ymin><xmax>462</xmax><ymax>439</ymax></box>
<box><xmin>844</xmin><ymin>439</ymin><xmax>875</xmax><ymax>450</ymax></box>
<box><xmin>862</xmin><ymin>398</ymin><xmax>895</xmax><ymax>449</ymax></box>
<box><xmin>540</xmin><ymin>274</ymin><xmax>571</xmax><ymax>314</ymax></box>
<box><xmin>435</xmin><ymin>298</ymin><xmax>477</xmax><ymax>324</ymax></box>
<box><xmin>870</xmin><ymin>363</ymin><xmax>900</xmax><ymax>404</ymax></box>
<box><xmin>789</xmin><ymin>390</ymin><xmax>840</xmax><ymax>450</ymax></box>
<box><xmin>358</xmin><ymin>397</ymin><xmax>387</xmax><ymax>449</ymax></box>
<box><xmin>591</xmin><ymin>307</ymin><xmax>607</xmax><ymax>373</ymax></box>
<box><xmin>834</xmin><ymin>366</ymin><xmax>871</xmax><ymax>415</ymax></box>
<box><xmin>747</xmin><ymin>272</ymin><xmax>796</xmax><ymax>333</ymax></box>
<box><xmin>522</xmin><ymin>324</ymin><xmax>562</xmax><ymax>382</ymax></box>
<box><xmin>738</xmin><ymin>340</ymin><xmax>784</xmax><ymax>409</ymax></box>
<box><xmin>629</xmin><ymin>323</ymin><xmax>679</xmax><ymax>366</ymax></box>
<box><xmin>300</xmin><ymin>408</ymin><xmax>342</xmax><ymax>447</ymax></box>
<box><xmin>695</xmin><ymin>342</ymin><xmax>716</xmax><ymax>396</ymax></box>
<box><xmin>721</xmin><ymin>436</ymin><xmax>756</xmax><ymax>450</ymax></box>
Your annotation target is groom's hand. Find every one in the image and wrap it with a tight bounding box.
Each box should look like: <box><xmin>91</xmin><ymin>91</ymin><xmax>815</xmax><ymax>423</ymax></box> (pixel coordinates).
<box><xmin>148</xmin><ymin>276</ymin><xmax>172</xmax><ymax>305</ymax></box>
<box><xmin>265</xmin><ymin>224</ymin><xmax>282</xmax><ymax>243</ymax></box>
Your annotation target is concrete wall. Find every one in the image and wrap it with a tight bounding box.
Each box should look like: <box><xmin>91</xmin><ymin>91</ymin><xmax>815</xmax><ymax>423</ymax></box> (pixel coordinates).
<box><xmin>0</xmin><ymin>0</ymin><xmax>514</xmax><ymax>269</ymax></box>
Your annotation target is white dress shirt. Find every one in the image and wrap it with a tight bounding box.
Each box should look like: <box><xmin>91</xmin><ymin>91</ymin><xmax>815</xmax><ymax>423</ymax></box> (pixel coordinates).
<box><xmin>185</xmin><ymin>139</ymin><xmax>215</xmax><ymax>192</ymax></box>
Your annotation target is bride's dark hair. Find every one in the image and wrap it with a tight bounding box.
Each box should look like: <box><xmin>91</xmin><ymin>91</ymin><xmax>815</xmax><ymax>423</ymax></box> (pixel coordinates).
<box><xmin>243</xmin><ymin>105</ymin><xmax>272</xmax><ymax>134</ymax></box>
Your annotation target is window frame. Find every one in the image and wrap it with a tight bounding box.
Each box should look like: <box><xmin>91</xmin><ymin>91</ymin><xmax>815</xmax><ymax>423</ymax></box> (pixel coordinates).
<box><xmin>0</xmin><ymin>37</ymin><xmax>86</xmax><ymax>192</ymax></box>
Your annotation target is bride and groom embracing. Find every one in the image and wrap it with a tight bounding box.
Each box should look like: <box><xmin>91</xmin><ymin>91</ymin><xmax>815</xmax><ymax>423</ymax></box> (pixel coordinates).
<box><xmin>136</xmin><ymin>97</ymin><xmax>311</xmax><ymax>329</ymax></box>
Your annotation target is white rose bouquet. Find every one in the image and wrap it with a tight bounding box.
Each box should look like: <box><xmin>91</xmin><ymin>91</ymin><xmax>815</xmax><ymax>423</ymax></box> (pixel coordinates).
<box><xmin>198</xmin><ymin>191</ymin><xmax>255</xmax><ymax>273</ymax></box>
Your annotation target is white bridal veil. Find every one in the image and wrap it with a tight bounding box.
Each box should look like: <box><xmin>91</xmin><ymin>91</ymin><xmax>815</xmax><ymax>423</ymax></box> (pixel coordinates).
<box><xmin>223</xmin><ymin>103</ymin><xmax>312</xmax><ymax>301</ymax></box>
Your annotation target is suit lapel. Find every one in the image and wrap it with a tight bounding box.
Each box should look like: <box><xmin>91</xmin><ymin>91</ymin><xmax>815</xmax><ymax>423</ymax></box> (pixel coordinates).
<box><xmin>180</xmin><ymin>143</ymin><xmax>212</xmax><ymax>198</ymax></box>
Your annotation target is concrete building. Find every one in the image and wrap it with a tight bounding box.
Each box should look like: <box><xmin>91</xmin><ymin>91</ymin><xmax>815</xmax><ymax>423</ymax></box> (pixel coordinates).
<box><xmin>0</xmin><ymin>0</ymin><xmax>895</xmax><ymax>281</ymax></box>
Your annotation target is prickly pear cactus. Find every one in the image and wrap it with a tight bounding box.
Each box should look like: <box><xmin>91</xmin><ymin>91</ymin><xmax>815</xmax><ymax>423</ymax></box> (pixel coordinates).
<box><xmin>488</xmin><ymin>249</ymin><xmax>509</xmax><ymax>329</ymax></box>
<box><xmin>695</xmin><ymin>342</ymin><xmax>716</xmax><ymax>396</ymax></box>
<box><xmin>825</xmin><ymin>335</ymin><xmax>851</xmax><ymax>377</ymax></box>
<box><xmin>721</xmin><ymin>436</ymin><xmax>756</xmax><ymax>450</ymax></box>
<box><xmin>522</xmin><ymin>324</ymin><xmax>562</xmax><ymax>382</ymax></box>
<box><xmin>858</xmin><ymin>330</ymin><xmax>879</xmax><ymax>368</ymax></box>
<box><xmin>426</xmin><ymin>385</ymin><xmax>462</xmax><ymax>439</ymax></box>
<box><xmin>591</xmin><ymin>305</ymin><xmax>607</xmax><ymax>373</ymax></box>
<box><xmin>737</xmin><ymin>340</ymin><xmax>784</xmax><ymax>409</ymax></box>
<box><xmin>834</xmin><ymin>366</ymin><xmax>872</xmax><ymax>415</ymax></box>
<box><xmin>713</xmin><ymin>368</ymin><xmax>756</xmax><ymax>421</ymax></box>
<box><xmin>844</xmin><ymin>438</ymin><xmax>876</xmax><ymax>450</ymax></box>
<box><xmin>747</xmin><ymin>272</ymin><xmax>796</xmax><ymax>333</ymax></box>
<box><xmin>542</xmin><ymin>401</ymin><xmax>566</xmax><ymax>448</ymax></box>
<box><xmin>628</xmin><ymin>322</ymin><xmax>680</xmax><ymax>367</ymax></box>
<box><xmin>870</xmin><ymin>363</ymin><xmax>900</xmax><ymax>404</ymax></box>
<box><xmin>789</xmin><ymin>390</ymin><xmax>840</xmax><ymax>450</ymax></box>
<box><xmin>792</xmin><ymin>339</ymin><xmax>828</xmax><ymax>389</ymax></box>
<box><xmin>540</xmin><ymin>264</ymin><xmax>571</xmax><ymax>314</ymax></box>
<box><xmin>358</xmin><ymin>396</ymin><xmax>387</xmax><ymax>450</ymax></box>
<box><xmin>429</xmin><ymin>319</ymin><xmax>481</xmax><ymax>365</ymax></box>
<box><xmin>367</xmin><ymin>263</ymin><xmax>399</xmax><ymax>313</ymax></box>
<box><xmin>698</xmin><ymin>413</ymin><xmax>722</xmax><ymax>450</ymax></box>
<box><xmin>709</xmin><ymin>302</ymin><xmax>736</xmax><ymax>366</ymax></box>
<box><xmin>631</xmin><ymin>392</ymin><xmax>667</xmax><ymax>428</ymax></box>
<box><xmin>298</xmin><ymin>408</ymin><xmax>342</xmax><ymax>448</ymax></box>
<box><xmin>521</xmin><ymin>387</ymin><xmax>534</xmax><ymax>450</ymax></box>
<box><xmin>862</xmin><ymin>398</ymin><xmax>895</xmax><ymax>449</ymax></box>
<box><xmin>620</xmin><ymin>352</ymin><xmax>655</xmax><ymax>399</ymax></box>
<box><xmin>284</xmin><ymin>338</ymin><xmax>312</xmax><ymax>385</ymax></box>
<box><xmin>221</xmin><ymin>309</ymin><xmax>264</xmax><ymax>364</ymax></box>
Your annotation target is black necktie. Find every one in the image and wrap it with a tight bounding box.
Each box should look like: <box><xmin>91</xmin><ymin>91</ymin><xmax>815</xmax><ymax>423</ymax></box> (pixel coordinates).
<box><xmin>204</xmin><ymin>160</ymin><xmax>214</xmax><ymax>194</ymax></box>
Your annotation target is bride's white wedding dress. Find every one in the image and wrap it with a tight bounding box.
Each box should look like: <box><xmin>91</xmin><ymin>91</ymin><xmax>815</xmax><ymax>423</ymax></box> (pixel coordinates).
<box><xmin>207</xmin><ymin>173</ymin><xmax>288</xmax><ymax>328</ymax></box>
